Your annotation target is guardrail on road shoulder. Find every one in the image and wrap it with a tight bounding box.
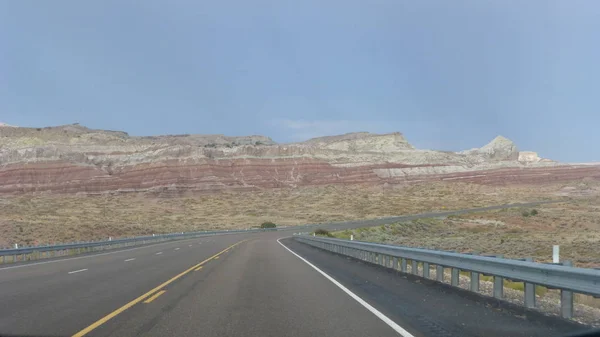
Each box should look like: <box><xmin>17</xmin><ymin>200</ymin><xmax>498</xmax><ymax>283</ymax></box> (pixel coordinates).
<box><xmin>0</xmin><ymin>228</ymin><xmax>269</xmax><ymax>265</ymax></box>
<box><xmin>294</xmin><ymin>235</ymin><xmax>600</xmax><ymax>320</ymax></box>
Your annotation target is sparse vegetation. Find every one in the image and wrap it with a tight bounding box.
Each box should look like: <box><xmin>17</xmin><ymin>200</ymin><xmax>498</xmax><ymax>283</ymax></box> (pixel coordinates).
<box><xmin>260</xmin><ymin>221</ymin><xmax>277</xmax><ymax>229</ymax></box>
<box><xmin>314</xmin><ymin>229</ymin><xmax>333</xmax><ymax>237</ymax></box>
<box><xmin>0</xmin><ymin>181</ymin><xmax>593</xmax><ymax>251</ymax></box>
<box><xmin>332</xmin><ymin>199</ymin><xmax>600</xmax><ymax>268</ymax></box>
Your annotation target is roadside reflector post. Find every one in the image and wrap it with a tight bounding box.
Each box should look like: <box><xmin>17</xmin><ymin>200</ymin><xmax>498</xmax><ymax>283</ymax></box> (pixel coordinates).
<box><xmin>350</xmin><ymin>235</ymin><xmax>354</xmax><ymax>241</ymax></box>
<box><xmin>561</xmin><ymin>260</ymin><xmax>574</xmax><ymax>319</ymax></box>
<box><xmin>553</xmin><ymin>245</ymin><xmax>560</xmax><ymax>263</ymax></box>
<box><xmin>524</xmin><ymin>257</ymin><xmax>536</xmax><ymax>308</ymax></box>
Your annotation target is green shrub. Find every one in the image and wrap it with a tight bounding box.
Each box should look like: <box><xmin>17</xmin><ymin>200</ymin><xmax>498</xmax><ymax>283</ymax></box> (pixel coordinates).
<box><xmin>260</xmin><ymin>221</ymin><xmax>277</xmax><ymax>229</ymax></box>
<box><xmin>530</xmin><ymin>209</ymin><xmax>538</xmax><ymax>216</ymax></box>
<box><xmin>522</xmin><ymin>211</ymin><xmax>530</xmax><ymax>217</ymax></box>
<box><xmin>314</xmin><ymin>229</ymin><xmax>333</xmax><ymax>237</ymax></box>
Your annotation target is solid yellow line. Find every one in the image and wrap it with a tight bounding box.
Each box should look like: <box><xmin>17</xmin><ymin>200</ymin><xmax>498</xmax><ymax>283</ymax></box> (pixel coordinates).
<box><xmin>214</xmin><ymin>256</ymin><xmax>219</xmax><ymax>259</ymax></box>
<box><xmin>194</xmin><ymin>266</ymin><xmax>203</xmax><ymax>272</ymax></box>
<box><xmin>72</xmin><ymin>239</ymin><xmax>247</xmax><ymax>337</ymax></box>
<box><xmin>143</xmin><ymin>290</ymin><xmax>166</xmax><ymax>304</ymax></box>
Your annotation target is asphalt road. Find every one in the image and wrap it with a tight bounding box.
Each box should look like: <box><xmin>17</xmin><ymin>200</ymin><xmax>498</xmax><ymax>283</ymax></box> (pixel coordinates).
<box><xmin>0</xmin><ymin>224</ymin><xmax>591</xmax><ymax>337</ymax></box>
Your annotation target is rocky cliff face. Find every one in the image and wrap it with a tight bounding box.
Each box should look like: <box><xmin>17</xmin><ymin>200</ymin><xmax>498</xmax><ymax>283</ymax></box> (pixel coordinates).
<box><xmin>1</xmin><ymin>124</ymin><xmax>598</xmax><ymax>194</ymax></box>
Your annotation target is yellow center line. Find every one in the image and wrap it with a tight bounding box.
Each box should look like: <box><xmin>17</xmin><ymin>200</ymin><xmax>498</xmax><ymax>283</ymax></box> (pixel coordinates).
<box><xmin>194</xmin><ymin>266</ymin><xmax>203</xmax><ymax>272</ymax></box>
<box><xmin>214</xmin><ymin>256</ymin><xmax>219</xmax><ymax>259</ymax></box>
<box><xmin>72</xmin><ymin>239</ymin><xmax>247</xmax><ymax>337</ymax></box>
<box><xmin>143</xmin><ymin>290</ymin><xmax>166</xmax><ymax>304</ymax></box>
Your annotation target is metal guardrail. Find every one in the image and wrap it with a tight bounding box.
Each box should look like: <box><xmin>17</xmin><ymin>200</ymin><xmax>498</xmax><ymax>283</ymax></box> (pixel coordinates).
<box><xmin>0</xmin><ymin>228</ymin><xmax>273</xmax><ymax>264</ymax></box>
<box><xmin>295</xmin><ymin>235</ymin><xmax>600</xmax><ymax>319</ymax></box>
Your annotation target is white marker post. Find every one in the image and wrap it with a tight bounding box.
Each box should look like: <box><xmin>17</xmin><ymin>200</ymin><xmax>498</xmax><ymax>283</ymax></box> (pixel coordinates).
<box><xmin>553</xmin><ymin>245</ymin><xmax>560</xmax><ymax>263</ymax></box>
<box><xmin>351</xmin><ymin>235</ymin><xmax>354</xmax><ymax>241</ymax></box>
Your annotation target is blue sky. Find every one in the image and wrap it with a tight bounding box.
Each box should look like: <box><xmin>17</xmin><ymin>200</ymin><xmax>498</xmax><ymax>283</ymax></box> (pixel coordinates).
<box><xmin>1</xmin><ymin>1</ymin><xmax>599</xmax><ymax>162</ymax></box>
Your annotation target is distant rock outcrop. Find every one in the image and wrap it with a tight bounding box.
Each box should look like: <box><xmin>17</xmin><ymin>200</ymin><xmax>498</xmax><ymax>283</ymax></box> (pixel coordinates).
<box><xmin>518</xmin><ymin>151</ymin><xmax>542</xmax><ymax>163</ymax></box>
<box><xmin>0</xmin><ymin>124</ymin><xmax>598</xmax><ymax>194</ymax></box>
<box><xmin>460</xmin><ymin>136</ymin><xmax>519</xmax><ymax>161</ymax></box>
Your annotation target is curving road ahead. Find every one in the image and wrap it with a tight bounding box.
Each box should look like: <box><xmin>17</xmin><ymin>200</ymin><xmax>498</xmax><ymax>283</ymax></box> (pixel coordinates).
<box><xmin>0</xmin><ymin>226</ymin><xmax>588</xmax><ymax>337</ymax></box>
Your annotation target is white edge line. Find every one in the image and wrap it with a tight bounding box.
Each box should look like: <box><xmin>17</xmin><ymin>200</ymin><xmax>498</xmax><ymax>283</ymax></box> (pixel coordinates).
<box><xmin>174</xmin><ymin>248</ymin><xmax>180</xmax><ymax>250</ymax></box>
<box><xmin>124</xmin><ymin>258</ymin><xmax>136</xmax><ymax>262</ymax></box>
<box><xmin>68</xmin><ymin>268</ymin><xmax>88</xmax><ymax>274</ymax></box>
<box><xmin>155</xmin><ymin>252</ymin><xmax>163</xmax><ymax>255</ymax></box>
<box><xmin>277</xmin><ymin>238</ymin><xmax>415</xmax><ymax>337</ymax></box>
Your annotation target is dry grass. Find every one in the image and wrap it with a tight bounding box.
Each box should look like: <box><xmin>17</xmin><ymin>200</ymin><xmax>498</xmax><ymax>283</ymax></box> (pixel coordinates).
<box><xmin>335</xmin><ymin>201</ymin><xmax>600</xmax><ymax>269</ymax></box>
<box><xmin>0</xmin><ymin>181</ymin><xmax>571</xmax><ymax>247</ymax></box>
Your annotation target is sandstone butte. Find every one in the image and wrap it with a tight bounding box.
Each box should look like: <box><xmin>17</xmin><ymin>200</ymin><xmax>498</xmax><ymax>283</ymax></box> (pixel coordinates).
<box><xmin>0</xmin><ymin>123</ymin><xmax>599</xmax><ymax>195</ymax></box>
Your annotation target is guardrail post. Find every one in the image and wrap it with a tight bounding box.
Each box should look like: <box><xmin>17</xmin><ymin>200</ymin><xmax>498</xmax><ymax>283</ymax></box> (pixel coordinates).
<box><xmin>411</xmin><ymin>260</ymin><xmax>418</xmax><ymax>275</ymax></box>
<box><xmin>436</xmin><ymin>265</ymin><xmax>443</xmax><ymax>282</ymax></box>
<box><xmin>470</xmin><ymin>270</ymin><xmax>479</xmax><ymax>292</ymax></box>
<box><xmin>393</xmin><ymin>257</ymin><xmax>398</xmax><ymax>270</ymax></box>
<box><xmin>493</xmin><ymin>254</ymin><xmax>504</xmax><ymax>299</ymax></box>
<box><xmin>561</xmin><ymin>260</ymin><xmax>574</xmax><ymax>319</ymax></box>
<box><xmin>401</xmin><ymin>258</ymin><xmax>407</xmax><ymax>272</ymax></box>
<box><xmin>451</xmin><ymin>268</ymin><xmax>459</xmax><ymax>286</ymax></box>
<box><xmin>524</xmin><ymin>257</ymin><xmax>536</xmax><ymax>308</ymax></box>
<box><xmin>423</xmin><ymin>262</ymin><xmax>430</xmax><ymax>279</ymax></box>
<box><xmin>13</xmin><ymin>254</ymin><xmax>17</xmax><ymax>262</ymax></box>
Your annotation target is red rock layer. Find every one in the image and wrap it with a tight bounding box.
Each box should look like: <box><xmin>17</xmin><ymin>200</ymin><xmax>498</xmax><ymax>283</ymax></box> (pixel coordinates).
<box><xmin>1</xmin><ymin>158</ymin><xmax>599</xmax><ymax>194</ymax></box>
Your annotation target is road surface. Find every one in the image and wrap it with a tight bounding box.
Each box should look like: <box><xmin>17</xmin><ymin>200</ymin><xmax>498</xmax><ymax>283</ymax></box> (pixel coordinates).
<box><xmin>0</xmin><ymin>229</ymin><xmax>588</xmax><ymax>337</ymax></box>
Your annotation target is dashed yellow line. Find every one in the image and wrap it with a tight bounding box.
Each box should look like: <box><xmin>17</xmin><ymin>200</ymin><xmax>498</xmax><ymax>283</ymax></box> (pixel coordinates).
<box><xmin>194</xmin><ymin>266</ymin><xmax>203</xmax><ymax>272</ymax></box>
<box><xmin>143</xmin><ymin>290</ymin><xmax>166</xmax><ymax>304</ymax></box>
<box><xmin>71</xmin><ymin>239</ymin><xmax>247</xmax><ymax>337</ymax></box>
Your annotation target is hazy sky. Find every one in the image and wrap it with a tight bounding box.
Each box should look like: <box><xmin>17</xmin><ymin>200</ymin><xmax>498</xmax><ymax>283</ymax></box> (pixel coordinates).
<box><xmin>1</xmin><ymin>1</ymin><xmax>599</xmax><ymax>162</ymax></box>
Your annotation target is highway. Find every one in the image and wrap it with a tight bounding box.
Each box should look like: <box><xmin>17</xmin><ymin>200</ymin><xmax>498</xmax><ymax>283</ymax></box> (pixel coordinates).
<box><xmin>0</xmin><ymin>227</ymin><xmax>589</xmax><ymax>337</ymax></box>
